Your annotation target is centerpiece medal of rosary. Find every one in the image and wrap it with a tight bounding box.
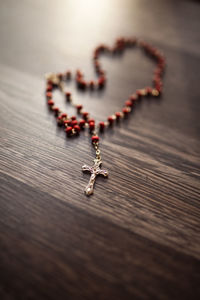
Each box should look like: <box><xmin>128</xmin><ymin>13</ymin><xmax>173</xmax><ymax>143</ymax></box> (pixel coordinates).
<box><xmin>44</xmin><ymin>37</ymin><xmax>165</xmax><ymax>195</ymax></box>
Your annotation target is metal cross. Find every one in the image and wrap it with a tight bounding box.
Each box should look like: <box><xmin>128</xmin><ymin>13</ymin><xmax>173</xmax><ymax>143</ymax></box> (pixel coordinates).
<box><xmin>82</xmin><ymin>159</ymin><xmax>108</xmax><ymax>195</ymax></box>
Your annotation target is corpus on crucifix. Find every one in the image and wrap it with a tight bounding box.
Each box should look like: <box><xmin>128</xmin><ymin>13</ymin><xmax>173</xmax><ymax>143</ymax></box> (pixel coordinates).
<box><xmin>82</xmin><ymin>159</ymin><xmax>108</xmax><ymax>195</ymax></box>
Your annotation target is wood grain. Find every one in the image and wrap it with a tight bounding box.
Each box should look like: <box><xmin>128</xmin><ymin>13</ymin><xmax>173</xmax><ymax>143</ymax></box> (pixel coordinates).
<box><xmin>0</xmin><ymin>0</ymin><xmax>200</xmax><ymax>299</ymax></box>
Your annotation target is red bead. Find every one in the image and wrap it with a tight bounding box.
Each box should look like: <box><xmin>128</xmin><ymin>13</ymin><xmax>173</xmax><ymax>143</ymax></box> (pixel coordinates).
<box><xmin>98</xmin><ymin>76</ymin><xmax>105</xmax><ymax>87</ymax></box>
<box><xmin>158</xmin><ymin>62</ymin><xmax>165</xmax><ymax>70</ymax></box>
<box><xmin>76</xmin><ymin>69</ymin><xmax>82</xmax><ymax>77</ymax></box>
<box><xmin>88</xmin><ymin>119</ymin><xmax>95</xmax><ymax>124</ymax></box>
<box><xmin>60</xmin><ymin>113</ymin><xmax>67</xmax><ymax>118</ymax></box>
<box><xmin>108</xmin><ymin>116</ymin><xmax>114</xmax><ymax>125</ymax></box>
<box><xmin>129</xmin><ymin>95</ymin><xmax>137</xmax><ymax>102</ymax></box>
<box><xmin>57</xmin><ymin>116</ymin><xmax>63</xmax><ymax>126</ymax></box>
<box><xmin>82</xmin><ymin>112</ymin><xmax>89</xmax><ymax>119</ymax></box>
<box><xmin>136</xmin><ymin>90</ymin><xmax>143</xmax><ymax>97</ymax></box>
<box><xmin>125</xmin><ymin>100</ymin><xmax>133</xmax><ymax>107</ymax></box>
<box><xmin>116</xmin><ymin>37</ymin><xmax>125</xmax><ymax>50</ymax></box>
<box><xmin>46</xmin><ymin>84</ymin><xmax>53</xmax><ymax>92</ymax></box>
<box><xmin>46</xmin><ymin>92</ymin><xmax>52</xmax><ymax>98</ymax></box>
<box><xmin>154</xmin><ymin>68</ymin><xmax>162</xmax><ymax>76</ymax></box>
<box><xmin>115</xmin><ymin>112</ymin><xmax>121</xmax><ymax>120</ymax></box>
<box><xmin>78</xmin><ymin>79</ymin><xmax>87</xmax><ymax>89</ymax></box>
<box><xmin>153</xmin><ymin>76</ymin><xmax>160</xmax><ymax>84</ymax></box>
<box><xmin>71</xmin><ymin>120</ymin><xmax>78</xmax><ymax>127</ymax></box>
<box><xmin>76</xmin><ymin>104</ymin><xmax>83</xmax><ymax>112</ymax></box>
<box><xmin>99</xmin><ymin>121</ymin><xmax>105</xmax><ymax>131</ymax></box>
<box><xmin>53</xmin><ymin>107</ymin><xmax>59</xmax><ymax>115</ymax></box>
<box><xmin>79</xmin><ymin>119</ymin><xmax>85</xmax><ymax>128</ymax></box>
<box><xmin>123</xmin><ymin>107</ymin><xmax>129</xmax><ymax>115</ymax></box>
<box><xmin>99</xmin><ymin>70</ymin><xmax>105</xmax><ymax>77</ymax></box>
<box><xmin>71</xmin><ymin>116</ymin><xmax>76</xmax><ymax>120</ymax></box>
<box><xmin>46</xmin><ymin>79</ymin><xmax>52</xmax><ymax>85</ymax></box>
<box><xmin>74</xmin><ymin>125</ymin><xmax>80</xmax><ymax>133</ymax></box>
<box><xmin>91</xmin><ymin>136</ymin><xmax>99</xmax><ymax>143</ymax></box>
<box><xmin>89</xmin><ymin>122</ymin><xmax>95</xmax><ymax>131</ymax></box>
<box><xmin>155</xmin><ymin>84</ymin><xmax>162</xmax><ymax>93</ymax></box>
<box><xmin>47</xmin><ymin>99</ymin><xmax>54</xmax><ymax>106</ymax></box>
<box><xmin>66</xmin><ymin>91</ymin><xmax>71</xmax><ymax>97</ymax></box>
<box><xmin>65</xmin><ymin>92</ymin><xmax>71</xmax><ymax>100</ymax></box>
<box><xmin>65</xmin><ymin>126</ymin><xmax>73</xmax><ymax>136</ymax></box>
<box><xmin>145</xmin><ymin>87</ymin><xmax>153</xmax><ymax>95</ymax></box>
<box><xmin>95</xmin><ymin>61</ymin><xmax>100</xmax><ymax>69</ymax></box>
<box><xmin>81</xmin><ymin>80</ymin><xmax>87</xmax><ymax>88</ymax></box>
<box><xmin>64</xmin><ymin>120</ymin><xmax>71</xmax><ymax>126</ymax></box>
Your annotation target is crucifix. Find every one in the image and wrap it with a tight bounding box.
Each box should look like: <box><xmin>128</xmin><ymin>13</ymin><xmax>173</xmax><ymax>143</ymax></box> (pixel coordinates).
<box><xmin>82</xmin><ymin>159</ymin><xmax>108</xmax><ymax>195</ymax></box>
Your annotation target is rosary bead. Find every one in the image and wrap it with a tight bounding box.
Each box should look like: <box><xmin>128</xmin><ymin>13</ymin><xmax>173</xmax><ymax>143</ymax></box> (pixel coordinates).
<box><xmin>154</xmin><ymin>68</ymin><xmax>162</xmax><ymax>76</ymax></box>
<box><xmin>77</xmin><ymin>79</ymin><xmax>87</xmax><ymax>89</ymax></box>
<box><xmin>57</xmin><ymin>116</ymin><xmax>63</xmax><ymax>126</ymax></box>
<box><xmin>108</xmin><ymin>116</ymin><xmax>114</xmax><ymax>125</ymax></box>
<box><xmin>99</xmin><ymin>121</ymin><xmax>105</xmax><ymax>131</ymax></box>
<box><xmin>92</xmin><ymin>136</ymin><xmax>99</xmax><ymax>143</ymax></box>
<box><xmin>65</xmin><ymin>92</ymin><xmax>71</xmax><ymax>101</ymax></box>
<box><xmin>64</xmin><ymin>120</ymin><xmax>71</xmax><ymax>126</ymax></box>
<box><xmin>129</xmin><ymin>95</ymin><xmax>137</xmax><ymax>102</ymax></box>
<box><xmin>152</xmin><ymin>89</ymin><xmax>159</xmax><ymax>96</ymax></box>
<box><xmin>97</xmin><ymin>45</ymin><xmax>106</xmax><ymax>53</ymax></box>
<box><xmin>122</xmin><ymin>107</ymin><xmax>129</xmax><ymax>116</ymax></box>
<box><xmin>88</xmin><ymin>119</ymin><xmax>95</xmax><ymax>124</ymax></box>
<box><xmin>76</xmin><ymin>69</ymin><xmax>82</xmax><ymax>78</ymax></box>
<box><xmin>155</xmin><ymin>84</ymin><xmax>162</xmax><ymax>93</ymax></box>
<box><xmin>89</xmin><ymin>122</ymin><xmax>95</xmax><ymax>131</ymax></box>
<box><xmin>145</xmin><ymin>87</ymin><xmax>153</xmax><ymax>95</ymax></box>
<box><xmin>53</xmin><ymin>107</ymin><xmax>60</xmax><ymax>115</ymax></box>
<box><xmin>60</xmin><ymin>113</ymin><xmax>67</xmax><ymax>119</ymax></box>
<box><xmin>71</xmin><ymin>120</ymin><xmax>78</xmax><ymax>127</ymax></box>
<box><xmin>116</xmin><ymin>37</ymin><xmax>125</xmax><ymax>51</ymax></box>
<box><xmin>115</xmin><ymin>112</ymin><xmax>121</xmax><ymax>120</ymax></box>
<box><xmin>89</xmin><ymin>81</ymin><xmax>95</xmax><ymax>89</ymax></box>
<box><xmin>81</xmin><ymin>80</ymin><xmax>87</xmax><ymax>89</ymax></box>
<box><xmin>79</xmin><ymin>119</ymin><xmax>86</xmax><ymax>128</ymax></box>
<box><xmin>47</xmin><ymin>99</ymin><xmax>54</xmax><ymax>106</ymax></box>
<box><xmin>99</xmin><ymin>70</ymin><xmax>105</xmax><ymax>77</ymax></box>
<box><xmin>74</xmin><ymin>125</ymin><xmax>81</xmax><ymax>133</ymax></box>
<box><xmin>153</xmin><ymin>76</ymin><xmax>160</xmax><ymax>84</ymax></box>
<box><xmin>46</xmin><ymin>92</ymin><xmax>52</xmax><ymax>99</ymax></box>
<box><xmin>95</xmin><ymin>61</ymin><xmax>100</xmax><ymax>69</ymax></box>
<box><xmin>125</xmin><ymin>100</ymin><xmax>133</xmax><ymax>107</ymax></box>
<box><xmin>136</xmin><ymin>89</ymin><xmax>144</xmax><ymax>98</ymax></box>
<box><xmin>94</xmin><ymin>49</ymin><xmax>99</xmax><ymax>58</ymax></box>
<box><xmin>158</xmin><ymin>63</ymin><xmax>165</xmax><ymax>71</ymax></box>
<box><xmin>46</xmin><ymin>84</ymin><xmax>53</xmax><ymax>92</ymax></box>
<box><xmin>82</xmin><ymin>112</ymin><xmax>89</xmax><ymax>120</ymax></box>
<box><xmin>65</xmin><ymin>126</ymin><xmax>73</xmax><ymax>136</ymax></box>
<box><xmin>76</xmin><ymin>104</ymin><xmax>83</xmax><ymax>112</ymax></box>
<box><xmin>98</xmin><ymin>76</ymin><xmax>105</xmax><ymax>88</ymax></box>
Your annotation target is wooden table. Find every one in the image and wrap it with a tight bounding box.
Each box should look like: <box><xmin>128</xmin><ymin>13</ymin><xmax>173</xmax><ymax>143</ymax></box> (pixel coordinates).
<box><xmin>0</xmin><ymin>0</ymin><xmax>200</xmax><ymax>299</ymax></box>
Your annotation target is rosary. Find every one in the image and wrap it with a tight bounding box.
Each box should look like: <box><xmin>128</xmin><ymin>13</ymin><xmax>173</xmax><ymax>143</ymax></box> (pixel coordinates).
<box><xmin>44</xmin><ymin>37</ymin><xmax>165</xmax><ymax>196</ymax></box>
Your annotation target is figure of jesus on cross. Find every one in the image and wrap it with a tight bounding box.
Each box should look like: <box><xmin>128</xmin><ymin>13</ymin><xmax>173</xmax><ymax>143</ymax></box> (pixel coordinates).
<box><xmin>82</xmin><ymin>159</ymin><xmax>108</xmax><ymax>195</ymax></box>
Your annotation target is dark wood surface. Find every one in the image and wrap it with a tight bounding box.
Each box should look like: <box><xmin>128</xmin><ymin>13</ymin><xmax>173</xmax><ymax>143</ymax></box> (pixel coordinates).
<box><xmin>0</xmin><ymin>0</ymin><xmax>200</xmax><ymax>299</ymax></box>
